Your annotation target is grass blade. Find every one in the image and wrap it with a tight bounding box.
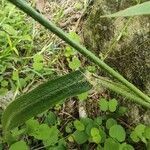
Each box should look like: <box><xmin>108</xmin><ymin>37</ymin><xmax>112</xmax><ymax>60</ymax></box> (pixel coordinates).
<box><xmin>101</xmin><ymin>1</ymin><xmax>150</xmax><ymax>17</ymax></box>
<box><xmin>95</xmin><ymin>76</ymin><xmax>150</xmax><ymax>108</ymax></box>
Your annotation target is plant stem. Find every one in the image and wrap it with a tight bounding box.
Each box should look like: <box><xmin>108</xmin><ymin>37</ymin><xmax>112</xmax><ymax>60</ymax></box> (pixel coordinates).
<box><xmin>94</xmin><ymin>75</ymin><xmax>150</xmax><ymax>108</ymax></box>
<box><xmin>8</xmin><ymin>0</ymin><xmax>150</xmax><ymax>104</ymax></box>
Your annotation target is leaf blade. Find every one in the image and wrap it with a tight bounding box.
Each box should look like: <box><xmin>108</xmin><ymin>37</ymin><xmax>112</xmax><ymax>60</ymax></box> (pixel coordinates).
<box><xmin>2</xmin><ymin>70</ymin><xmax>92</xmax><ymax>137</ymax></box>
<box><xmin>101</xmin><ymin>2</ymin><xmax>150</xmax><ymax>17</ymax></box>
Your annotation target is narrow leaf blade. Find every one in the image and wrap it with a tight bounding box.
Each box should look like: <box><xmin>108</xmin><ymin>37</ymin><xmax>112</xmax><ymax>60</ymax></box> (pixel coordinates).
<box><xmin>101</xmin><ymin>2</ymin><xmax>150</xmax><ymax>17</ymax></box>
<box><xmin>96</xmin><ymin>76</ymin><xmax>150</xmax><ymax>108</ymax></box>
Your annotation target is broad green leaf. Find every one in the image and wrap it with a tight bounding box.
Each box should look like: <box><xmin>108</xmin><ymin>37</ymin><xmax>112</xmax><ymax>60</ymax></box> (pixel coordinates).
<box><xmin>80</xmin><ymin>117</ymin><xmax>94</xmax><ymax>126</ymax></box>
<box><xmin>49</xmin><ymin>138</ymin><xmax>66</xmax><ymax>150</ymax></box>
<box><xmin>73</xmin><ymin>130</ymin><xmax>88</xmax><ymax>144</ymax></box>
<box><xmin>99</xmin><ymin>98</ymin><xmax>108</xmax><ymax>111</ymax></box>
<box><xmin>26</xmin><ymin>119</ymin><xmax>40</xmax><ymax>137</ymax></box>
<box><xmin>132</xmin><ymin>124</ymin><xmax>147</xmax><ymax>144</ymax></box>
<box><xmin>68</xmin><ymin>57</ymin><xmax>81</xmax><ymax>70</ymax></box>
<box><xmin>33</xmin><ymin>62</ymin><xmax>43</xmax><ymax>71</ymax></box>
<box><xmin>130</xmin><ymin>131</ymin><xmax>140</xmax><ymax>143</ymax></box>
<box><xmin>104</xmin><ymin>138</ymin><xmax>120</xmax><ymax>150</ymax></box>
<box><xmin>109</xmin><ymin>125</ymin><xmax>126</xmax><ymax>142</ymax></box>
<box><xmin>91</xmin><ymin>127</ymin><xmax>101</xmax><ymax>144</ymax></box>
<box><xmin>65</xmin><ymin>122</ymin><xmax>73</xmax><ymax>133</ymax></box>
<box><xmin>65</xmin><ymin>46</ymin><xmax>76</xmax><ymax>57</ymax></box>
<box><xmin>81</xmin><ymin>118</ymin><xmax>94</xmax><ymax>136</ymax></box>
<box><xmin>117</xmin><ymin>107</ymin><xmax>127</xmax><ymax>116</ymax></box>
<box><xmin>108</xmin><ymin>99</ymin><xmax>118</xmax><ymax>112</ymax></box>
<box><xmin>44</xmin><ymin>126</ymin><xmax>59</xmax><ymax>141</ymax></box>
<box><xmin>85</xmin><ymin>123</ymin><xmax>95</xmax><ymax>136</ymax></box>
<box><xmin>120</xmin><ymin>143</ymin><xmax>134</xmax><ymax>150</ymax></box>
<box><xmin>94</xmin><ymin>117</ymin><xmax>103</xmax><ymax>126</ymax></box>
<box><xmin>74</xmin><ymin>120</ymin><xmax>85</xmax><ymax>131</ymax></box>
<box><xmin>44</xmin><ymin>111</ymin><xmax>57</xmax><ymax>126</ymax></box>
<box><xmin>11</xmin><ymin>128</ymin><xmax>26</xmax><ymax>139</ymax></box>
<box><xmin>42</xmin><ymin>126</ymin><xmax>59</xmax><ymax>146</ymax></box>
<box><xmin>134</xmin><ymin>124</ymin><xmax>146</xmax><ymax>137</ymax></box>
<box><xmin>91</xmin><ymin>127</ymin><xmax>100</xmax><ymax>137</ymax></box>
<box><xmin>2</xmin><ymin>70</ymin><xmax>92</xmax><ymax>140</ymax></box>
<box><xmin>144</xmin><ymin>127</ymin><xmax>150</xmax><ymax>140</ymax></box>
<box><xmin>101</xmin><ymin>1</ymin><xmax>150</xmax><ymax>17</ymax></box>
<box><xmin>1</xmin><ymin>80</ymin><xmax>8</xmax><ymax>87</ymax></box>
<box><xmin>9</xmin><ymin>141</ymin><xmax>29</xmax><ymax>150</ymax></box>
<box><xmin>30</xmin><ymin>124</ymin><xmax>52</xmax><ymax>140</ymax></box>
<box><xmin>68</xmin><ymin>31</ymin><xmax>80</xmax><ymax>43</ymax></box>
<box><xmin>106</xmin><ymin>118</ymin><xmax>117</xmax><ymax>129</ymax></box>
<box><xmin>33</xmin><ymin>54</ymin><xmax>43</xmax><ymax>62</ymax></box>
<box><xmin>99</xmin><ymin>128</ymin><xmax>106</xmax><ymax>143</ymax></box>
<box><xmin>0</xmin><ymin>88</ymin><xmax>8</xmax><ymax>96</ymax></box>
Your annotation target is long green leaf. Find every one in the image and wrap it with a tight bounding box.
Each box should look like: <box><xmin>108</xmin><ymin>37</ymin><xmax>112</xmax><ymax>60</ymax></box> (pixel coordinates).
<box><xmin>101</xmin><ymin>1</ymin><xmax>150</xmax><ymax>17</ymax></box>
<box><xmin>2</xmin><ymin>71</ymin><xmax>92</xmax><ymax>135</ymax></box>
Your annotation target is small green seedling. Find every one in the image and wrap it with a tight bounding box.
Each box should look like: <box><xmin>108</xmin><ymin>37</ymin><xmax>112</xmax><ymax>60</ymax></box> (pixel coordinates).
<box><xmin>99</xmin><ymin>98</ymin><xmax>118</xmax><ymax>112</ymax></box>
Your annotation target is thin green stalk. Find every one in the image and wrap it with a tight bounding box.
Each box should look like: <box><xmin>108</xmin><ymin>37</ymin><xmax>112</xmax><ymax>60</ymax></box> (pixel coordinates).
<box><xmin>8</xmin><ymin>0</ymin><xmax>150</xmax><ymax>104</ymax></box>
<box><xmin>94</xmin><ymin>75</ymin><xmax>150</xmax><ymax>108</ymax></box>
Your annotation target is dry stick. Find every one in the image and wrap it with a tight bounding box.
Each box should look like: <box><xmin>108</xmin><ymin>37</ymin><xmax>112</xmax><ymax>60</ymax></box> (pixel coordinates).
<box><xmin>8</xmin><ymin>0</ymin><xmax>150</xmax><ymax>105</ymax></box>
